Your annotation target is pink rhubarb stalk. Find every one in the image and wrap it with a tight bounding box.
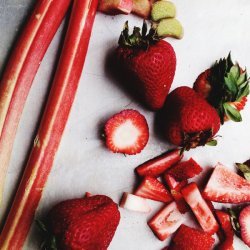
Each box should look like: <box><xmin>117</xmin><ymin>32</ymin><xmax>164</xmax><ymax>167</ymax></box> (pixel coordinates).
<box><xmin>0</xmin><ymin>0</ymin><xmax>71</xmax><ymax>205</ymax></box>
<box><xmin>0</xmin><ymin>0</ymin><xmax>98</xmax><ymax>248</ymax></box>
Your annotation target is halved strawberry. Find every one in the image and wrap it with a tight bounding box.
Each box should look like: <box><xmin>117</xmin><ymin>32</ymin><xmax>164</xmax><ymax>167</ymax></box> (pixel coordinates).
<box><xmin>148</xmin><ymin>201</ymin><xmax>185</xmax><ymax>241</ymax></box>
<box><xmin>104</xmin><ymin>109</ymin><xmax>149</xmax><ymax>155</ymax></box>
<box><xmin>166</xmin><ymin>158</ymin><xmax>203</xmax><ymax>181</ymax></box>
<box><xmin>239</xmin><ymin>205</ymin><xmax>250</xmax><ymax>247</ymax></box>
<box><xmin>169</xmin><ymin>224</ymin><xmax>215</xmax><ymax>250</ymax></box>
<box><xmin>135</xmin><ymin>149</ymin><xmax>183</xmax><ymax>177</ymax></box>
<box><xmin>134</xmin><ymin>176</ymin><xmax>173</xmax><ymax>203</ymax></box>
<box><xmin>203</xmin><ymin>163</ymin><xmax>250</xmax><ymax>204</ymax></box>
<box><xmin>181</xmin><ymin>183</ymin><xmax>219</xmax><ymax>234</ymax></box>
<box><xmin>120</xmin><ymin>192</ymin><xmax>151</xmax><ymax>213</ymax></box>
<box><xmin>164</xmin><ymin>174</ymin><xmax>189</xmax><ymax>213</ymax></box>
<box><xmin>215</xmin><ymin>210</ymin><xmax>234</xmax><ymax>250</ymax></box>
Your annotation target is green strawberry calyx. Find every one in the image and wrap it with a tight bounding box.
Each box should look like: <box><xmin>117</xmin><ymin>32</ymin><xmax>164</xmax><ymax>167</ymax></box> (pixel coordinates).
<box><xmin>118</xmin><ymin>21</ymin><xmax>160</xmax><ymax>50</ymax></box>
<box><xmin>36</xmin><ymin>219</ymin><xmax>58</xmax><ymax>250</ymax></box>
<box><xmin>235</xmin><ymin>160</ymin><xmax>250</xmax><ymax>181</ymax></box>
<box><xmin>206</xmin><ymin>53</ymin><xmax>249</xmax><ymax>124</ymax></box>
<box><xmin>182</xmin><ymin>129</ymin><xmax>217</xmax><ymax>151</ymax></box>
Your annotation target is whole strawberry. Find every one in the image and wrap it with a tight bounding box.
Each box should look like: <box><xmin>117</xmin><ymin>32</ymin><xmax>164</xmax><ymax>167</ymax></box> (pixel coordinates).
<box><xmin>116</xmin><ymin>21</ymin><xmax>176</xmax><ymax>110</ymax></box>
<box><xmin>40</xmin><ymin>195</ymin><xmax>120</xmax><ymax>250</ymax></box>
<box><xmin>163</xmin><ymin>86</ymin><xmax>220</xmax><ymax>149</ymax></box>
<box><xmin>194</xmin><ymin>54</ymin><xmax>249</xmax><ymax>123</ymax></box>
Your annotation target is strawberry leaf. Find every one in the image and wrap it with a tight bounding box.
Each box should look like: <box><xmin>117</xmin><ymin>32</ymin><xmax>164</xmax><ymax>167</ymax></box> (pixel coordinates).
<box><xmin>228</xmin><ymin>208</ymin><xmax>241</xmax><ymax>237</ymax></box>
<box><xmin>237</xmin><ymin>72</ymin><xmax>247</xmax><ymax>85</ymax></box>
<box><xmin>206</xmin><ymin>139</ymin><xmax>217</xmax><ymax>146</ymax></box>
<box><xmin>237</xmin><ymin>82</ymin><xmax>249</xmax><ymax>100</ymax></box>
<box><xmin>224</xmin><ymin>76</ymin><xmax>237</xmax><ymax>96</ymax></box>
<box><xmin>223</xmin><ymin>103</ymin><xmax>242</xmax><ymax>122</ymax></box>
<box><xmin>236</xmin><ymin>163</ymin><xmax>250</xmax><ymax>181</ymax></box>
<box><xmin>229</xmin><ymin>65</ymin><xmax>240</xmax><ymax>81</ymax></box>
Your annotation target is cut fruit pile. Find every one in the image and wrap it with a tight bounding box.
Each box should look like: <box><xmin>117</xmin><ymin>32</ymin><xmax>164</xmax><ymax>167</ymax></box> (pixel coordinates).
<box><xmin>119</xmin><ymin>152</ymin><xmax>250</xmax><ymax>248</ymax></box>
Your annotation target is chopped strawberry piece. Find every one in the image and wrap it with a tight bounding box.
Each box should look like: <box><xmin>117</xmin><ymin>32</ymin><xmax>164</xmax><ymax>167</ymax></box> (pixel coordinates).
<box><xmin>134</xmin><ymin>176</ymin><xmax>173</xmax><ymax>203</ymax></box>
<box><xmin>239</xmin><ymin>205</ymin><xmax>250</xmax><ymax>247</ymax></box>
<box><xmin>215</xmin><ymin>210</ymin><xmax>234</xmax><ymax>250</ymax></box>
<box><xmin>120</xmin><ymin>193</ymin><xmax>151</xmax><ymax>213</ymax></box>
<box><xmin>136</xmin><ymin>149</ymin><xmax>183</xmax><ymax>177</ymax></box>
<box><xmin>104</xmin><ymin>109</ymin><xmax>149</xmax><ymax>155</ymax></box>
<box><xmin>166</xmin><ymin>158</ymin><xmax>202</xmax><ymax>181</ymax></box>
<box><xmin>181</xmin><ymin>183</ymin><xmax>219</xmax><ymax>234</ymax></box>
<box><xmin>164</xmin><ymin>174</ymin><xmax>189</xmax><ymax>213</ymax></box>
<box><xmin>203</xmin><ymin>163</ymin><xmax>250</xmax><ymax>204</ymax></box>
<box><xmin>148</xmin><ymin>202</ymin><xmax>185</xmax><ymax>241</ymax></box>
<box><xmin>169</xmin><ymin>224</ymin><xmax>215</xmax><ymax>250</ymax></box>
<box><xmin>85</xmin><ymin>192</ymin><xmax>92</xmax><ymax>198</ymax></box>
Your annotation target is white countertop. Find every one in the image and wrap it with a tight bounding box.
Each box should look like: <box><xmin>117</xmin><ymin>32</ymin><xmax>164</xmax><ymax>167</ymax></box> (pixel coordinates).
<box><xmin>0</xmin><ymin>0</ymin><xmax>250</xmax><ymax>249</ymax></box>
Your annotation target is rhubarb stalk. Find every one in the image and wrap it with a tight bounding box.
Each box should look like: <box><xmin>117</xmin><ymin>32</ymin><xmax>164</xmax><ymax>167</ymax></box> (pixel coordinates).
<box><xmin>0</xmin><ymin>0</ymin><xmax>71</xmax><ymax>205</ymax></box>
<box><xmin>0</xmin><ymin>0</ymin><xmax>98</xmax><ymax>248</ymax></box>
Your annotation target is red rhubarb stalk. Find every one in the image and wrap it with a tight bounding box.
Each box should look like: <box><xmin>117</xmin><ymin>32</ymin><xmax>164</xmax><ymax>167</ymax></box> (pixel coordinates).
<box><xmin>0</xmin><ymin>0</ymin><xmax>71</xmax><ymax>205</ymax></box>
<box><xmin>135</xmin><ymin>149</ymin><xmax>183</xmax><ymax>177</ymax></box>
<box><xmin>0</xmin><ymin>0</ymin><xmax>98</xmax><ymax>248</ymax></box>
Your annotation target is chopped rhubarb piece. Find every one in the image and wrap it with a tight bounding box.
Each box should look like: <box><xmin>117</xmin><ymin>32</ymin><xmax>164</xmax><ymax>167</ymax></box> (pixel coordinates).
<box><xmin>136</xmin><ymin>149</ymin><xmax>183</xmax><ymax>177</ymax></box>
<box><xmin>134</xmin><ymin>176</ymin><xmax>173</xmax><ymax>203</ymax></box>
<box><xmin>169</xmin><ymin>224</ymin><xmax>215</xmax><ymax>250</ymax></box>
<box><xmin>215</xmin><ymin>210</ymin><xmax>234</xmax><ymax>250</ymax></box>
<box><xmin>98</xmin><ymin>0</ymin><xmax>133</xmax><ymax>15</ymax></box>
<box><xmin>239</xmin><ymin>205</ymin><xmax>250</xmax><ymax>247</ymax></box>
<box><xmin>120</xmin><ymin>193</ymin><xmax>151</xmax><ymax>213</ymax></box>
<box><xmin>148</xmin><ymin>202</ymin><xmax>185</xmax><ymax>241</ymax></box>
<box><xmin>203</xmin><ymin>163</ymin><xmax>250</xmax><ymax>204</ymax></box>
<box><xmin>132</xmin><ymin>0</ymin><xmax>151</xmax><ymax>18</ymax></box>
<box><xmin>0</xmin><ymin>0</ymin><xmax>98</xmax><ymax>249</ymax></box>
<box><xmin>166</xmin><ymin>158</ymin><xmax>202</xmax><ymax>181</ymax></box>
<box><xmin>181</xmin><ymin>183</ymin><xmax>219</xmax><ymax>234</ymax></box>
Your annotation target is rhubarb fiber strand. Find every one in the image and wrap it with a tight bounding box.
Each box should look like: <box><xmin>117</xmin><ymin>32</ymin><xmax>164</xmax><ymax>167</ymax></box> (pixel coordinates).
<box><xmin>0</xmin><ymin>0</ymin><xmax>71</xmax><ymax>205</ymax></box>
<box><xmin>0</xmin><ymin>0</ymin><xmax>98</xmax><ymax>248</ymax></box>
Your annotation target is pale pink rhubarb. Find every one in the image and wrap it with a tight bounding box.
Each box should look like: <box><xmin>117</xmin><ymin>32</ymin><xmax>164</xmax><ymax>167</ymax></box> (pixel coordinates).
<box><xmin>0</xmin><ymin>0</ymin><xmax>98</xmax><ymax>248</ymax></box>
<box><xmin>0</xmin><ymin>0</ymin><xmax>71</xmax><ymax>205</ymax></box>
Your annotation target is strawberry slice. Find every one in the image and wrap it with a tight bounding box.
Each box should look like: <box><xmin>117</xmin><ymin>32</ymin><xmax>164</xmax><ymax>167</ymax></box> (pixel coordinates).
<box><xmin>136</xmin><ymin>149</ymin><xmax>183</xmax><ymax>177</ymax></box>
<box><xmin>120</xmin><ymin>193</ymin><xmax>151</xmax><ymax>213</ymax></box>
<box><xmin>104</xmin><ymin>109</ymin><xmax>149</xmax><ymax>155</ymax></box>
<box><xmin>164</xmin><ymin>174</ymin><xmax>189</xmax><ymax>213</ymax></box>
<box><xmin>134</xmin><ymin>176</ymin><xmax>173</xmax><ymax>203</ymax></box>
<box><xmin>148</xmin><ymin>201</ymin><xmax>185</xmax><ymax>241</ymax></box>
<box><xmin>239</xmin><ymin>205</ymin><xmax>250</xmax><ymax>247</ymax></box>
<box><xmin>166</xmin><ymin>158</ymin><xmax>202</xmax><ymax>181</ymax></box>
<box><xmin>169</xmin><ymin>224</ymin><xmax>215</xmax><ymax>250</ymax></box>
<box><xmin>181</xmin><ymin>183</ymin><xmax>219</xmax><ymax>234</ymax></box>
<box><xmin>215</xmin><ymin>210</ymin><xmax>234</xmax><ymax>250</ymax></box>
<box><xmin>203</xmin><ymin>163</ymin><xmax>250</xmax><ymax>204</ymax></box>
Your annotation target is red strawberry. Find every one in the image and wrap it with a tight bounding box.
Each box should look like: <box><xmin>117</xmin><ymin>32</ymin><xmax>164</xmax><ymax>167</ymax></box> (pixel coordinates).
<box><xmin>166</xmin><ymin>158</ymin><xmax>202</xmax><ymax>181</ymax></box>
<box><xmin>163</xmin><ymin>86</ymin><xmax>220</xmax><ymax>149</ymax></box>
<box><xmin>47</xmin><ymin>195</ymin><xmax>120</xmax><ymax>250</ymax></box>
<box><xmin>116</xmin><ymin>22</ymin><xmax>176</xmax><ymax>110</ymax></box>
<box><xmin>164</xmin><ymin>174</ymin><xmax>189</xmax><ymax>213</ymax></box>
<box><xmin>181</xmin><ymin>183</ymin><xmax>219</xmax><ymax>234</ymax></box>
<box><xmin>148</xmin><ymin>201</ymin><xmax>185</xmax><ymax>241</ymax></box>
<box><xmin>134</xmin><ymin>176</ymin><xmax>173</xmax><ymax>203</ymax></box>
<box><xmin>193</xmin><ymin>54</ymin><xmax>249</xmax><ymax>123</ymax></box>
<box><xmin>135</xmin><ymin>149</ymin><xmax>183</xmax><ymax>177</ymax></box>
<box><xmin>169</xmin><ymin>224</ymin><xmax>215</xmax><ymax>250</ymax></box>
<box><xmin>239</xmin><ymin>205</ymin><xmax>250</xmax><ymax>247</ymax></box>
<box><xmin>203</xmin><ymin>163</ymin><xmax>250</xmax><ymax>204</ymax></box>
<box><xmin>104</xmin><ymin>109</ymin><xmax>149</xmax><ymax>155</ymax></box>
<box><xmin>215</xmin><ymin>210</ymin><xmax>234</xmax><ymax>250</ymax></box>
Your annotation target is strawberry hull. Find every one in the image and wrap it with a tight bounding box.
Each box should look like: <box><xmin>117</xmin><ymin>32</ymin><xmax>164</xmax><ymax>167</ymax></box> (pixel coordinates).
<box><xmin>0</xmin><ymin>0</ymin><xmax>72</xmax><ymax>205</ymax></box>
<box><xmin>0</xmin><ymin>0</ymin><xmax>98</xmax><ymax>249</ymax></box>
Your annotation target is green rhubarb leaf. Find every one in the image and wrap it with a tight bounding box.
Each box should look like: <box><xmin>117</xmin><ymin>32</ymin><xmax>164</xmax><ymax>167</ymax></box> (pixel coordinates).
<box><xmin>224</xmin><ymin>76</ymin><xmax>238</xmax><ymax>95</ymax></box>
<box><xmin>236</xmin><ymin>162</ymin><xmax>250</xmax><ymax>181</ymax></box>
<box><xmin>206</xmin><ymin>140</ymin><xmax>217</xmax><ymax>146</ymax></box>
<box><xmin>223</xmin><ymin>102</ymin><xmax>242</xmax><ymax>122</ymax></box>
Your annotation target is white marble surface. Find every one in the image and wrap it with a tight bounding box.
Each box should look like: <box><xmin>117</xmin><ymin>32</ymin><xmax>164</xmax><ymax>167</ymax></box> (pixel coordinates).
<box><xmin>0</xmin><ymin>0</ymin><xmax>250</xmax><ymax>249</ymax></box>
